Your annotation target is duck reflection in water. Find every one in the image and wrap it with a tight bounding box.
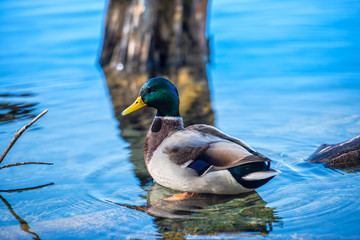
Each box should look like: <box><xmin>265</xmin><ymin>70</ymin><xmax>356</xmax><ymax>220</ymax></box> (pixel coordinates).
<box><xmin>122</xmin><ymin>183</ymin><xmax>280</xmax><ymax>236</ymax></box>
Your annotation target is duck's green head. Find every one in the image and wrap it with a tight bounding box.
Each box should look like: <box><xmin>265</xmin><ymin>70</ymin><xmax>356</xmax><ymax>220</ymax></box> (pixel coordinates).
<box><xmin>122</xmin><ymin>77</ymin><xmax>180</xmax><ymax>117</ymax></box>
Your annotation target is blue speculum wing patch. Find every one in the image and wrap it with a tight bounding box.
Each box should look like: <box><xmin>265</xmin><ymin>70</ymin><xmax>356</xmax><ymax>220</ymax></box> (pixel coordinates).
<box><xmin>187</xmin><ymin>159</ymin><xmax>212</xmax><ymax>176</ymax></box>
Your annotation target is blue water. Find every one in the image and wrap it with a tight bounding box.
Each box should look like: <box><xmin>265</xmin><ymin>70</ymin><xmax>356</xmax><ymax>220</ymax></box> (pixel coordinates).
<box><xmin>0</xmin><ymin>0</ymin><xmax>360</xmax><ymax>239</ymax></box>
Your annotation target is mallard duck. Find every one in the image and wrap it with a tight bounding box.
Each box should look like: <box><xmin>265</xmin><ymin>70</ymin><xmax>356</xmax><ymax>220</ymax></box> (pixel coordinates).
<box><xmin>122</xmin><ymin>77</ymin><xmax>279</xmax><ymax>196</ymax></box>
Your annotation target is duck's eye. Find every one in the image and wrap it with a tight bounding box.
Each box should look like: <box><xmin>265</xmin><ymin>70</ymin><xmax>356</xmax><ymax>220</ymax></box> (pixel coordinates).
<box><xmin>149</xmin><ymin>88</ymin><xmax>156</xmax><ymax>93</ymax></box>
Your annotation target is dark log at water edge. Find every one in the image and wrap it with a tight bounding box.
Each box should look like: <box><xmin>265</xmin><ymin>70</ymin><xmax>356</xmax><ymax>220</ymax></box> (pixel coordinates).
<box><xmin>306</xmin><ymin>135</ymin><xmax>360</xmax><ymax>170</ymax></box>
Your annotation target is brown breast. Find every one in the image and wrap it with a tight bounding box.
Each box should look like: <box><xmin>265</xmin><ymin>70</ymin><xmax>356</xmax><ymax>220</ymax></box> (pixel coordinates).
<box><xmin>144</xmin><ymin>116</ymin><xmax>184</xmax><ymax>165</ymax></box>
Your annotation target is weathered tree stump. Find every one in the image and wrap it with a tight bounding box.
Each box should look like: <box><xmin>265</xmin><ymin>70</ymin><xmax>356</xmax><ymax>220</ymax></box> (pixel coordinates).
<box><xmin>100</xmin><ymin>0</ymin><xmax>209</xmax><ymax>74</ymax></box>
<box><xmin>306</xmin><ymin>135</ymin><xmax>360</xmax><ymax>170</ymax></box>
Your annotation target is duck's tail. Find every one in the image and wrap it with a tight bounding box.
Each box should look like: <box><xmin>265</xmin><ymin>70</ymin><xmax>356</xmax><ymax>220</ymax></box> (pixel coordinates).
<box><xmin>228</xmin><ymin>162</ymin><xmax>280</xmax><ymax>189</ymax></box>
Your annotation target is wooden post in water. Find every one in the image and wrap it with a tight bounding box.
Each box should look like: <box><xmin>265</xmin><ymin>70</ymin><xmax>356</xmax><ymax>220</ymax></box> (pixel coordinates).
<box><xmin>100</xmin><ymin>0</ymin><xmax>209</xmax><ymax>75</ymax></box>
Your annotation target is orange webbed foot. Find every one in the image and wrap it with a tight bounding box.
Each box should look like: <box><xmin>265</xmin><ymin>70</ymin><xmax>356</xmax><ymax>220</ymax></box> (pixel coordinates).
<box><xmin>164</xmin><ymin>192</ymin><xmax>195</xmax><ymax>201</ymax></box>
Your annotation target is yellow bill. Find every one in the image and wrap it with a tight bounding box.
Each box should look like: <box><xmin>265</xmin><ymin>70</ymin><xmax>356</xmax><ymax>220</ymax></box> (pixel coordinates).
<box><xmin>121</xmin><ymin>96</ymin><xmax>147</xmax><ymax>116</ymax></box>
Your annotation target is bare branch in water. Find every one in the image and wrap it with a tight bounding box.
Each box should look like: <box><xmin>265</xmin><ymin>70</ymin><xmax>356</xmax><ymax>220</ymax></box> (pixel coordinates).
<box><xmin>0</xmin><ymin>182</ymin><xmax>54</xmax><ymax>193</ymax></box>
<box><xmin>0</xmin><ymin>110</ymin><xmax>53</xmax><ymax>239</ymax></box>
<box><xmin>0</xmin><ymin>194</ymin><xmax>40</xmax><ymax>240</ymax></box>
<box><xmin>0</xmin><ymin>109</ymin><xmax>48</xmax><ymax>165</ymax></box>
<box><xmin>0</xmin><ymin>182</ymin><xmax>54</xmax><ymax>240</ymax></box>
<box><xmin>0</xmin><ymin>161</ymin><xmax>53</xmax><ymax>170</ymax></box>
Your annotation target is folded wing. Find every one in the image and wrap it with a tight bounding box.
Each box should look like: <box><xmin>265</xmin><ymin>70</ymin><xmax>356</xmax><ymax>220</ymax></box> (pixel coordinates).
<box><xmin>161</xmin><ymin>124</ymin><xmax>270</xmax><ymax>169</ymax></box>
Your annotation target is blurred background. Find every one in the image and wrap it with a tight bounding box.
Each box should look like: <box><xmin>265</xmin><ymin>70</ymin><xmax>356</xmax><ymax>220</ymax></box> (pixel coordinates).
<box><xmin>0</xmin><ymin>0</ymin><xmax>359</xmax><ymax>239</ymax></box>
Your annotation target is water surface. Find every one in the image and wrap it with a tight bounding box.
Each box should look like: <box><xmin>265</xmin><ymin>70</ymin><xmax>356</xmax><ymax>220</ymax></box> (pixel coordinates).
<box><xmin>0</xmin><ymin>0</ymin><xmax>360</xmax><ymax>239</ymax></box>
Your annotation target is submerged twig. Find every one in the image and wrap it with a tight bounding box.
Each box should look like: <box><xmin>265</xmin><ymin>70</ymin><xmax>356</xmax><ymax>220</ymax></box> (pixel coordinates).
<box><xmin>0</xmin><ymin>194</ymin><xmax>40</xmax><ymax>240</ymax></box>
<box><xmin>0</xmin><ymin>162</ymin><xmax>53</xmax><ymax>170</ymax></box>
<box><xmin>0</xmin><ymin>109</ymin><xmax>48</xmax><ymax>165</ymax></box>
<box><xmin>0</xmin><ymin>182</ymin><xmax>54</xmax><ymax>193</ymax></box>
<box><xmin>0</xmin><ymin>183</ymin><xmax>53</xmax><ymax>239</ymax></box>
